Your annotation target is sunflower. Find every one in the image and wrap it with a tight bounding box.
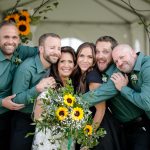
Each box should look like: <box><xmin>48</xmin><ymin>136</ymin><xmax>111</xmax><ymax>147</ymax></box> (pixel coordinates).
<box><xmin>4</xmin><ymin>13</ymin><xmax>19</xmax><ymax>23</ymax></box>
<box><xmin>64</xmin><ymin>94</ymin><xmax>75</xmax><ymax>107</ymax></box>
<box><xmin>71</xmin><ymin>107</ymin><xmax>84</xmax><ymax>121</ymax></box>
<box><xmin>56</xmin><ymin>107</ymin><xmax>68</xmax><ymax>121</ymax></box>
<box><xmin>84</xmin><ymin>125</ymin><xmax>93</xmax><ymax>136</ymax></box>
<box><xmin>19</xmin><ymin>10</ymin><xmax>31</xmax><ymax>23</ymax></box>
<box><xmin>16</xmin><ymin>21</ymin><xmax>30</xmax><ymax>35</ymax></box>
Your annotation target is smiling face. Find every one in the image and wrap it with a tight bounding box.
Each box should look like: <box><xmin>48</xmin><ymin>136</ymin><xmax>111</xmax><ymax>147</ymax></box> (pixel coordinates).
<box><xmin>0</xmin><ymin>25</ymin><xmax>20</xmax><ymax>59</ymax></box>
<box><xmin>77</xmin><ymin>47</ymin><xmax>94</xmax><ymax>73</ymax></box>
<box><xmin>58</xmin><ymin>52</ymin><xmax>75</xmax><ymax>78</ymax></box>
<box><xmin>40</xmin><ymin>36</ymin><xmax>61</xmax><ymax>65</ymax></box>
<box><xmin>96</xmin><ymin>41</ymin><xmax>113</xmax><ymax>72</ymax></box>
<box><xmin>112</xmin><ymin>44</ymin><xmax>137</xmax><ymax>73</ymax></box>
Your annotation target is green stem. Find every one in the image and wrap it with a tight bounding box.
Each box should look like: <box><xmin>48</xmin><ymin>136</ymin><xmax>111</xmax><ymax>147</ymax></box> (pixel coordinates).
<box><xmin>67</xmin><ymin>137</ymin><xmax>72</xmax><ymax>150</ymax></box>
<box><xmin>32</xmin><ymin>0</ymin><xmax>57</xmax><ymax>17</ymax></box>
<box><xmin>10</xmin><ymin>0</ymin><xmax>21</xmax><ymax>14</ymax></box>
<box><xmin>67</xmin><ymin>125</ymin><xmax>73</xmax><ymax>150</ymax></box>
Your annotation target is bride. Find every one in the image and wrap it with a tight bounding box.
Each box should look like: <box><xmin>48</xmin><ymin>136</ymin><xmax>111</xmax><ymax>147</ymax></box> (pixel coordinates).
<box><xmin>32</xmin><ymin>46</ymin><xmax>76</xmax><ymax>150</ymax></box>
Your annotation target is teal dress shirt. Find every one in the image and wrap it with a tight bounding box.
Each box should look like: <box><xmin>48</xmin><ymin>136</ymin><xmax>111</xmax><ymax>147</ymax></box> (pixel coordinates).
<box><xmin>0</xmin><ymin>45</ymin><xmax>38</xmax><ymax>114</ymax></box>
<box><xmin>82</xmin><ymin>63</ymin><xmax>144</xmax><ymax>123</ymax></box>
<box><xmin>12</xmin><ymin>54</ymin><xmax>49</xmax><ymax>114</ymax></box>
<box><xmin>121</xmin><ymin>52</ymin><xmax>150</xmax><ymax>118</ymax></box>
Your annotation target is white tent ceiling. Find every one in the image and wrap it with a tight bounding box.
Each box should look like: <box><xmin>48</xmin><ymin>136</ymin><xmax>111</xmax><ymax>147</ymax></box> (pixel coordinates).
<box><xmin>0</xmin><ymin>0</ymin><xmax>150</xmax><ymax>24</ymax></box>
<box><xmin>0</xmin><ymin>0</ymin><xmax>150</xmax><ymax>52</ymax></box>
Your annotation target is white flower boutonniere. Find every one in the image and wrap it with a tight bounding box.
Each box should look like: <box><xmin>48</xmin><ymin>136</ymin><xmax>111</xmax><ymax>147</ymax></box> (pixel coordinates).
<box><xmin>13</xmin><ymin>57</ymin><xmax>22</xmax><ymax>65</ymax></box>
<box><xmin>102</xmin><ymin>74</ymin><xmax>108</xmax><ymax>83</ymax></box>
<box><xmin>130</xmin><ymin>72</ymin><xmax>138</xmax><ymax>84</ymax></box>
<box><xmin>12</xmin><ymin>51</ymin><xmax>22</xmax><ymax>65</ymax></box>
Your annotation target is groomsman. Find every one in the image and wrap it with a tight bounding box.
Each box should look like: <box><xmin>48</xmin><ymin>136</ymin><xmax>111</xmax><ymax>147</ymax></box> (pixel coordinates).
<box><xmin>111</xmin><ymin>44</ymin><xmax>150</xmax><ymax>149</ymax></box>
<box><xmin>0</xmin><ymin>21</ymin><xmax>38</xmax><ymax>150</ymax></box>
<box><xmin>82</xmin><ymin>36</ymin><xmax>150</xmax><ymax>150</ymax></box>
<box><xmin>10</xmin><ymin>33</ymin><xmax>61</xmax><ymax>150</ymax></box>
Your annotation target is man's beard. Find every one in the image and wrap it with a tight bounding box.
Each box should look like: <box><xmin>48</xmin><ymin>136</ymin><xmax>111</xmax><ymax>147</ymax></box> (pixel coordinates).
<box><xmin>0</xmin><ymin>44</ymin><xmax>17</xmax><ymax>57</ymax></box>
<box><xmin>45</xmin><ymin>56</ymin><xmax>58</xmax><ymax>64</ymax></box>
<box><xmin>99</xmin><ymin>62</ymin><xmax>113</xmax><ymax>73</ymax></box>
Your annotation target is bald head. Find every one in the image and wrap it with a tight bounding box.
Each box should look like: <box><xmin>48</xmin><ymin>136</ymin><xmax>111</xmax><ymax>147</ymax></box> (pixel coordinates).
<box><xmin>112</xmin><ymin>44</ymin><xmax>137</xmax><ymax>73</ymax></box>
<box><xmin>113</xmin><ymin>44</ymin><xmax>133</xmax><ymax>54</ymax></box>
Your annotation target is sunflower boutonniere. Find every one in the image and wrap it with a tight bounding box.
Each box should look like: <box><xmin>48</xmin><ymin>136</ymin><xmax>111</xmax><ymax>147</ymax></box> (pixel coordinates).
<box><xmin>130</xmin><ymin>72</ymin><xmax>138</xmax><ymax>84</ymax></box>
<box><xmin>102</xmin><ymin>74</ymin><xmax>108</xmax><ymax>83</ymax></box>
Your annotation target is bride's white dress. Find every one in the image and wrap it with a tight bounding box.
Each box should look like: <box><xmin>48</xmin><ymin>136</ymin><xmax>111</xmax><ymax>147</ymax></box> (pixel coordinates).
<box><xmin>32</xmin><ymin>128</ymin><xmax>75</xmax><ymax>150</ymax></box>
<box><xmin>32</xmin><ymin>91</ymin><xmax>75</xmax><ymax>150</ymax></box>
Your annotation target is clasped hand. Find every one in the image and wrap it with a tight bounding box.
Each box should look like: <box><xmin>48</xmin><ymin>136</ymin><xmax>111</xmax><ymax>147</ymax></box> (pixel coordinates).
<box><xmin>36</xmin><ymin>76</ymin><xmax>56</xmax><ymax>93</ymax></box>
<box><xmin>2</xmin><ymin>94</ymin><xmax>24</xmax><ymax>110</ymax></box>
<box><xmin>110</xmin><ymin>72</ymin><xmax>128</xmax><ymax>91</ymax></box>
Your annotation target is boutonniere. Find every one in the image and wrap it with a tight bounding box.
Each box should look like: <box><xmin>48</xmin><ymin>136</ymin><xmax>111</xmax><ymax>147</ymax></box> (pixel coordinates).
<box><xmin>13</xmin><ymin>57</ymin><xmax>22</xmax><ymax>65</ymax></box>
<box><xmin>130</xmin><ymin>72</ymin><xmax>138</xmax><ymax>84</ymax></box>
<box><xmin>102</xmin><ymin>74</ymin><xmax>108</xmax><ymax>83</ymax></box>
<box><xmin>12</xmin><ymin>51</ymin><xmax>22</xmax><ymax>65</ymax></box>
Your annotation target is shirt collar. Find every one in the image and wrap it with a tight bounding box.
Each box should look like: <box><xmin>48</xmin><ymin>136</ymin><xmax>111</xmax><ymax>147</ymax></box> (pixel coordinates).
<box><xmin>35</xmin><ymin>54</ymin><xmax>47</xmax><ymax>73</ymax></box>
<box><xmin>0</xmin><ymin>49</ymin><xmax>7</xmax><ymax>61</ymax></box>
<box><xmin>0</xmin><ymin>48</ymin><xmax>19</xmax><ymax>62</ymax></box>
<box><xmin>0</xmin><ymin>50</ymin><xmax>11</xmax><ymax>76</ymax></box>
<box><xmin>133</xmin><ymin>52</ymin><xmax>144</xmax><ymax>72</ymax></box>
<box><xmin>105</xmin><ymin>63</ymin><xmax>117</xmax><ymax>76</ymax></box>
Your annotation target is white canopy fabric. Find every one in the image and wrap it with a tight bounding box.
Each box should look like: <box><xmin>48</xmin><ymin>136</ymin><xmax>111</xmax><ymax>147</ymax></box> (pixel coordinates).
<box><xmin>0</xmin><ymin>0</ymin><xmax>150</xmax><ymax>53</ymax></box>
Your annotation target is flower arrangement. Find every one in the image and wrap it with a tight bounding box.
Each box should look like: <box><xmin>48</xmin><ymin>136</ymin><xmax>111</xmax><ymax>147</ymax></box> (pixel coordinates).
<box><xmin>3</xmin><ymin>0</ymin><xmax>59</xmax><ymax>43</ymax></box>
<box><xmin>130</xmin><ymin>72</ymin><xmax>138</xmax><ymax>84</ymax></box>
<box><xmin>11</xmin><ymin>51</ymin><xmax>22</xmax><ymax>65</ymax></box>
<box><xmin>4</xmin><ymin>9</ymin><xmax>33</xmax><ymax>43</ymax></box>
<box><xmin>4</xmin><ymin>8</ymin><xmax>42</xmax><ymax>43</ymax></box>
<box><xmin>34</xmin><ymin>79</ymin><xmax>105</xmax><ymax>150</ymax></box>
<box><xmin>102</xmin><ymin>73</ymin><xmax>108</xmax><ymax>83</ymax></box>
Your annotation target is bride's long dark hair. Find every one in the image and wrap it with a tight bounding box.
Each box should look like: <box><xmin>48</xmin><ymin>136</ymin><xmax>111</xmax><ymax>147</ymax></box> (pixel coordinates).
<box><xmin>50</xmin><ymin>46</ymin><xmax>76</xmax><ymax>87</ymax></box>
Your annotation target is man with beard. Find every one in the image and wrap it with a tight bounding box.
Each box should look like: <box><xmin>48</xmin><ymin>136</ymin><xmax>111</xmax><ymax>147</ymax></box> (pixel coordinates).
<box><xmin>111</xmin><ymin>44</ymin><xmax>150</xmax><ymax>150</ymax></box>
<box><xmin>82</xmin><ymin>36</ymin><xmax>149</xmax><ymax>150</ymax></box>
<box><xmin>10</xmin><ymin>33</ymin><xmax>61</xmax><ymax>150</ymax></box>
<box><xmin>0</xmin><ymin>21</ymin><xmax>38</xmax><ymax>150</ymax></box>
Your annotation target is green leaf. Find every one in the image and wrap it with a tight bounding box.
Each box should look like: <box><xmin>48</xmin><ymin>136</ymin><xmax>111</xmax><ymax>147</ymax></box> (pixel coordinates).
<box><xmin>43</xmin><ymin>16</ymin><xmax>48</xmax><ymax>20</ymax></box>
<box><xmin>53</xmin><ymin>2</ymin><xmax>59</xmax><ymax>8</ymax></box>
<box><xmin>25</xmin><ymin>132</ymin><xmax>35</xmax><ymax>138</ymax></box>
<box><xmin>30</xmin><ymin>16</ymin><xmax>41</xmax><ymax>25</ymax></box>
<box><xmin>26</xmin><ymin>32</ymin><xmax>32</xmax><ymax>40</ymax></box>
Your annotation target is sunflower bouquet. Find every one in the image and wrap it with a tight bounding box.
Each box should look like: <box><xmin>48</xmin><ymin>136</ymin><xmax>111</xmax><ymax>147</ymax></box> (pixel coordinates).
<box><xmin>34</xmin><ymin>79</ymin><xmax>106</xmax><ymax>150</ymax></box>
